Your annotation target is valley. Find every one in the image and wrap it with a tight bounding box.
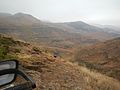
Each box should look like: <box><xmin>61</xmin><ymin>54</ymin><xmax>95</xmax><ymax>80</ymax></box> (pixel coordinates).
<box><xmin>0</xmin><ymin>12</ymin><xmax>120</xmax><ymax>90</ymax></box>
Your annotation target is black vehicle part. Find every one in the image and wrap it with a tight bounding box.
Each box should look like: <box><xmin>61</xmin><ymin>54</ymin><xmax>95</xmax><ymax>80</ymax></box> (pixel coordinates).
<box><xmin>0</xmin><ymin>69</ymin><xmax>36</xmax><ymax>89</ymax></box>
<box><xmin>0</xmin><ymin>60</ymin><xmax>36</xmax><ymax>89</ymax></box>
<box><xmin>0</xmin><ymin>60</ymin><xmax>19</xmax><ymax>87</ymax></box>
<box><xmin>17</xmin><ymin>69</ymin><xmax>36</xmax><ymax>89</ymax></box>
<box><xmin>4</xmin><ymin>81</ymin><xmax>32</xmax><ymax>90</ymax></box>
<box><xmin>0</xmin><ymin>69</ymin><xmax>17</xmax><ymax>76</ymax></box>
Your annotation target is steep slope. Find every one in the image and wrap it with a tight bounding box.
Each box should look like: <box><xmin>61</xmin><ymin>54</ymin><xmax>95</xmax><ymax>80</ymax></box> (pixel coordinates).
<box><xmin>75</xmin><ymin>37</ymin><xmax>120</xmax><ymax>81</ymax></box>
<box><xmin>24</xmin><ymin>58</ymin><xmax>120</xmax><ymax>90</ymax></box>
<box><xmin>0</xmin><ymin>34</ymin><xmax>120</xmax><ymax>90</ymax></box>
<box><xmin>0</xmin><ymin>34</ymin><xmax>45</xmax><ymax>60</ymax></box>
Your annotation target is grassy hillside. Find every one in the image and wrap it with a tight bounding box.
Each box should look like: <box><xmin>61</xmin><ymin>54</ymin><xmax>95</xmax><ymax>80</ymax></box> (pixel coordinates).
<box><xmin>0</xmin><ymin>34</ymin><xmax>53</xmax><ymax>61</ymax></box>
<box><xmin>0</xmin><ymin>34</ymin><xmax>20</xmax><ymax>60</ymax></box>
<box><xmin>0</xmin><ymin>34</ymin><xmax>120</xmax><ymax>90</ymax></box>
<box><xmin>74</xmin><ymin>37</ymin><xmax>120</xmax><ymax>81</ymax></box>
<box><xmin>25</xmin><ymin>58</ymin><xmax>120</xmax><ymax>90</ymax></box>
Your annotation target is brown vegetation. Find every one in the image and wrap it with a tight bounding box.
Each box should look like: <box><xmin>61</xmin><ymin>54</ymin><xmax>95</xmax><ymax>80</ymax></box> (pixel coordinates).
<box><xmin>0</xmin><ymin>34</ymin><xmax>120</xmax><ymax>90</ymax></box>
<box><xmin>74</xmin><ymin>37</ymin><xmax>120</xmax><ymax>81</ymax></box>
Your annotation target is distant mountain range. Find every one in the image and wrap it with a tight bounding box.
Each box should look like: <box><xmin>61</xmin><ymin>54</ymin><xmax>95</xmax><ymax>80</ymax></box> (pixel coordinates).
<box><xmin>0</xmin><ymin>12</ymin><xmax>119</xmax><ymax>49</ymax></box>
<box><xmin>94</xmin><ymin>24</ymin><xmax>120</xmax><ymax>34</ymax></box>
<box><xmin>56</xmin><ymin>21</ymin><xmax>120</xmax><ymax>40</ymax></box>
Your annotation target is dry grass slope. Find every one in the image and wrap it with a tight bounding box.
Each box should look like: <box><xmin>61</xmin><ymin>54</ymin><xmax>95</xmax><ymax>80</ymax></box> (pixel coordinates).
<box><xmin>23</xmin><ymin>59</ymin><xmax>120</xmax><ymax>90</ymax></box>
<box><xmin>0</xmin><ymin>34</ymin><xmax>120</xmax><ymax>90</ymax></box>
<box><xmin>75</xmin><ymin>37</ymin><xmax>120</xmax><ymax>81</ymax></box>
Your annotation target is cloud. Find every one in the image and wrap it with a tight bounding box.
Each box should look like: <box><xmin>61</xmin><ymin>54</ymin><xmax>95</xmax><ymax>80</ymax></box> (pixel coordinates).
<box><xmin>0</xmin><ymin>0</ymin><xmax>119</xmax><ymax>25</ymax></box>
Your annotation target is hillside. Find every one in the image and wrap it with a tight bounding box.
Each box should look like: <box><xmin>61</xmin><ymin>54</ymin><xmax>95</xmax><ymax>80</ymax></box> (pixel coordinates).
<box><xmin>0</xmin><ymin>34</ymin><xmax>48</xmax><ymax>60</ymax></box>
<box><xmin>0</xmin><ymin>34</ymin><xmax>120</xmax><ymax>90</ymax></box>
<box><xmin>74</xmin><ymin>37</ymin><xmax>120</xmax><ymax>81</ymax></box>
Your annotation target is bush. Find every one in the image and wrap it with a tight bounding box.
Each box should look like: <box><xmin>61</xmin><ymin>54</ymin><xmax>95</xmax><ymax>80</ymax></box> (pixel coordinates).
<box><xmin>32</xmin><ymin>47</ymin><xmax>42</xmax><ymax>53</ymax></box>
<box><xmin>0</xmin><ymin>37</ymin><xmax>17</xmax><ymax>46</ymax></box>
<box><xmin>0</xmin><ymin>46</ymin><xmax>9</xmax><ymax>59</ymax></box>
<box><xmin>0</xmin><ymin>46</ymin><xmax>18</xmax><ymax>60</ymax></box>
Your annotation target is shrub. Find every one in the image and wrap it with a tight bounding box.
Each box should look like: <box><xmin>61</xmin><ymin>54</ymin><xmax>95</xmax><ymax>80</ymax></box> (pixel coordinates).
<box><xmin>32</xmin><ymin>47</ymin><xmax>42</xmax><ymax>53</ymax></box>
<box><xmin>0</xmin><ymin>46</ymin><xmax>9</xmax><ymax>59</ymax></box>
<box><xmin>0</xmin><ymin>46</ymin><xmax>18</xmax><ymax>60</ymax></box>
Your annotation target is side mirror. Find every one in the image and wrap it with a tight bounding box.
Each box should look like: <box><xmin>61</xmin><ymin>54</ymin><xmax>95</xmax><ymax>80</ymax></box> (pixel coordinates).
<box><xmin>0</xmin><ymin>60</ymin><xmax>18</xmax><ymax>87</ymax></box>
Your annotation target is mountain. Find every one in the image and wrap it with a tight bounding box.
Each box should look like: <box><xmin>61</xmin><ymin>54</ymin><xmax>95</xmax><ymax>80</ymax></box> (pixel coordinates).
<box><xmin>74</xmin><ymin>37</ymin><xmax>120</xmax><ymax>81</ymax></box>
<box><xmin>0</xmin><ymin>13</ymin><xmax>45</xmax><ymax>27</ymax></box>
<box><xmin>0</xmin><ymin>12</ymin><xmax>120</xmax><ymax>50</ymax></box>
<box><xmin>58</xmin><ymin>21</ymin><xmax>120</xmax><ymax>40</ymax></box>
<box><xmin>95</xmin><ymin>25</ymin><xmax>120</xmax><ymax>34</ymax></box>
<box><xmin>63</xmin><ymin>21</ymin><xmax>102</xmax><ymax>33</ymax></box>
<box><xmin>0</xmin><ymin>13</ymin><xmax>100</xmax><ymax>49</ymax></box>
<box><xmin>0</xmin><ymin>34</ymin><xmax>120</xmax><ymax>90</ymax></box>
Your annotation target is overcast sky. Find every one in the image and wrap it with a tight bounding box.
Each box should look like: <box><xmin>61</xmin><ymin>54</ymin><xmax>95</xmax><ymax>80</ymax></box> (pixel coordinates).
<box><xmin>0</xmin><ymin>0</ymin><xmax>120</xmax><ymax>25</ymax></box>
